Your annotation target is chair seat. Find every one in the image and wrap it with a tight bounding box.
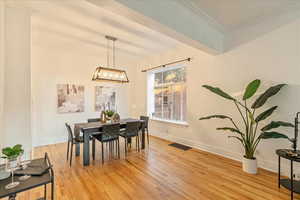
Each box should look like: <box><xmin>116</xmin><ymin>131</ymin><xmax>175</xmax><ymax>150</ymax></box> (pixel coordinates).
<box><xmin>119</xmin><ymin>132</ymin><xmax>138</xmax><ymax>138</ymax></box>
<box><xmin>94</xmin><ymin>134</ymin><xmax>119</xmax><ymax>142</ymax></box>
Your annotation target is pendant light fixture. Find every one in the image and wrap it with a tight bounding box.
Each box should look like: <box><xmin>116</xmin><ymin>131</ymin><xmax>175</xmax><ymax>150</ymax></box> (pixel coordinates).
<box><xmin>92</xmin><ymin>35</ymin><xmax>129</xmax><ymax>83</ymax></box>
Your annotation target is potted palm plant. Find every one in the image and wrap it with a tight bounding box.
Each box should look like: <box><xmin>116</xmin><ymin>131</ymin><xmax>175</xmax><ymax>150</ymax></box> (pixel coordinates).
<box><xmin>199</xmin><ymin>80</ymin><xmax>294</xmax><ymax>174</ymax></box>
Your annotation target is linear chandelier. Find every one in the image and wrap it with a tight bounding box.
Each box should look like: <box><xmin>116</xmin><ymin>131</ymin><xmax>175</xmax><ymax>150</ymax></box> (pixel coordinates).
<box><xmin>92</xmin><ymin>35</ymin><xmax>129</xmax><ymax>83</ymax></box>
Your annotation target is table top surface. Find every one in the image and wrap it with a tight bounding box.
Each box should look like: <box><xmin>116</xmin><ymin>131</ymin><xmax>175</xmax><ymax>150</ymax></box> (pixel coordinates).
<box><xmin>74</xmin><ymin>118</ymin><xmax>144</xmax><ymax>129</ymax></box>
<box><xmin>276</xmin><ymin>149</ymin><xmax>300</xmax><ymax>162</ymax></box>
<box><xmin>0</xmin><ymin>158</ymin><xmax>52</xmax><ymax>198</ymax></box>
<box><xmin>74</xmin><ymin>118</ymin><xmax>144</xmax><ymax>136</ymax></box>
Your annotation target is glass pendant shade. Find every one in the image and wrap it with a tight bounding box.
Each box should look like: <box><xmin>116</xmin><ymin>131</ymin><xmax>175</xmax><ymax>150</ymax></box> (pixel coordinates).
<box><xmin>92</xmin><ymin>66</ymin><xmax>129</xmax><ymax>83</ymax></box>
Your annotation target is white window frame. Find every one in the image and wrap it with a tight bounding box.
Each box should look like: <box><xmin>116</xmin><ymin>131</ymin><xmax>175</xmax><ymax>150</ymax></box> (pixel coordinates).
<box><xmin>147</xmin><ymin>64</ymin><xmax>187</xmax><ymax>126</ymax></box>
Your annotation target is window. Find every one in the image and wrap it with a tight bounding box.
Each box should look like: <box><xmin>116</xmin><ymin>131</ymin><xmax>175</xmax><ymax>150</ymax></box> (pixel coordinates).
<box><xmin>147</xmin><ymin>65</ymin><xmax>187</xmax><ymax>123</ymax></box>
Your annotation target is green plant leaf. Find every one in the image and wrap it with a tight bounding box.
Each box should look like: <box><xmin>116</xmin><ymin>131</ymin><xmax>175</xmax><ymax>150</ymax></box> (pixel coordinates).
<box><xmin>199</xmin><ymin>115</ymin><xmax>232</xmax><ymax>120</ymax></box>
<box><xmin>255</xmin><ymin>106</ymin><xmax>277</xmax><ymax>122</ymax></box>
<box><xmin>217</xmin><ymin>127</ymin><xmax>243</xmax><ymax>135</ymax></box>
<box><xmin>260</xmin><ymin>131</ymin><xmax>289</xmax><ymax>139</ymax></box>
<box><xmin>243</xmin><ymin>79</ymin><xmax>261</xmax><ymax>100</ymax></box>
<box><xmin>202</xmin><ymin>85</ymin><xmax>236</xmax><ymax>101</ymax></box>
<box><xmin>2</xmin><ymin>147</ymin><xmax>14</xmax><ymax>157</ymax></box>
<box><xmin>251</xmin><ymin>84</ymin><xmax>286</xmax><ymax>109</ymax></box>
<box><xmin>228</xmin><ymin>136</ymin><xmax>244</xmax><ymax>144</ymax></box>
<box><xmin>261</xmin><ymin>121</ymin><xmax>294</xmax><ymax>131</ymax></box>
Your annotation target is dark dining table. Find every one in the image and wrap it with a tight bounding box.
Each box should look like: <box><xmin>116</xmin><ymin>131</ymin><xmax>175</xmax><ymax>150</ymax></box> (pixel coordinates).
<box><xmin>74</xmin><ymin>118</ymin><xmax>145</xmax><ymax>166</ymax></box>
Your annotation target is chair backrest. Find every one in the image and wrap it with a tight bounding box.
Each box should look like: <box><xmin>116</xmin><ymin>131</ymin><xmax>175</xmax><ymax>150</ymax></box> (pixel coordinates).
<box><xmin>125</xmin><ymin>121</ymin><xmax>140</xmax><ymax>136</ymax></box>
<box><xmin>102</xmin><ymin>123</ymin><xmax>120</xmax><ymax>138</ymax></box>
<box><xmin>140</xmin><ymin>116</ymin><xmax>149</xmax><ymax>128</ymax></box>
<box><xmin>65</xmin><ymin>123</ymin><xmax>74</xmax><ymax>142</ymax></box>
<box><xmin>87</xmin><ymin>118</ymin><xmax>100</xmax><ymax>123</ymax></box>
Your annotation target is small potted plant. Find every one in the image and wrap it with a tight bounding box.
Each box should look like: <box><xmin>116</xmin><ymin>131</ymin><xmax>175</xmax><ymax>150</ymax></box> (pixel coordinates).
<box><xmin>105</xmin><ymin>110</ymin><xmax>115</xmax><ymax>123</ymax></box>
<box><xmin>1</xmin><ymin>144</ymin><xmax>24</xmax><ymax>189</ymax></box>
<box><xmin>2</xmin><ymin>144</ymin><xmax>24</xmax><ymax>168</ymax></box>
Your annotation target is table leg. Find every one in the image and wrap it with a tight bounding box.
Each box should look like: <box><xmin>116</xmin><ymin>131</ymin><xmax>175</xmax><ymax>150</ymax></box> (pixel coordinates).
<box><xmin>44</xmin><ymin>184</ymin><xmax>47</xmax><ymax>199</ymax></box>
<box><xmin>278</xmin><ymin>156</ymin><xmax>281</xmax><ymax>188</ymax></box>
<box><xmin>75</xmin><ymin>143</ymin><xmax>80</xmax><ymax>157</ymax></box>
<box><xmin>83</xmin><ymin>133</ymin><xmax>90</xmax><ymax>166</ymax></box>
<box><xmin>51</xmin><ymin>180</ymin><xmax>54</xmax><ymax>200</ymax></box>
<box><xmin>141</xmin><ymin>127</ymin><xmax>145</xmax><ymax>149</ymax></box>
<box><xmin>291</xmin><ymin>160</ymin><xmax>294</xmax><ymax>200</ymax></box>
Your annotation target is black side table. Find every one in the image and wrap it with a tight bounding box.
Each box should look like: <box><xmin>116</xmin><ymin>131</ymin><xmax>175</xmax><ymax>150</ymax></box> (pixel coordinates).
<box><xmin>0</xmin><ymin>153</ymin><xmax>54</xmax><ymax>200</ymax></box>
<box><xmin>276</xmin><ymin>149</ymin><xmax>300</xmax><ymax>200</ymax></box>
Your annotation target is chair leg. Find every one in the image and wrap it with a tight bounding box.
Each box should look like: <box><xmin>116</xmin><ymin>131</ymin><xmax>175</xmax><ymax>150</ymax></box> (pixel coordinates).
<box><xmin>66</xmin><ymin>141</ymin><xmax>70</xmax><ymax>161</ymax></box>
<box><xmin>117</xmin><ymin>139</ymin><xmax>120</xmax><ymax>159</ymax></box>
<box><xmin>137</xmin><ymin>135</ymin><xmax>140</xmax><ymax>152</ymax></box>
<box><xmin>124</xmin><ymin>138</ymin><xmax>127</xmax><ymax>156</ymax></box>
<box><xmin>115</xmin><ymin>140</ymin><xmax>117</xmax><ymax>158</ymax></box>
<box><xmin>147</xmin><ymin>128</ymin><xmax>149</xmax><ymax>146</ymax></box>
<box><xmin>135</xmin><ymin>136</ymin><xmax>138</xmax><ymax>150</ymax></box>
<box><xmin>70</xmin><ymin>143</ymin><xmax>73</xmax><ymax>166</ymax></box>
<box><xmin>101</xmin><ymin>142</ymin><xmax>104</xmax><ymax>164</ymax></box>
<box><xmin>92</xmin><ymin>138</ymin><xmax>95</xmax><ymax>160</ymax></box>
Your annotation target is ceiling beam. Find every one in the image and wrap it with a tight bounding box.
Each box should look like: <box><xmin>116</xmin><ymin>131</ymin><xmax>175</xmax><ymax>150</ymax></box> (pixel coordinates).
<box><xmin>86</xmin><ymin>0</ymin><xmax>224</xmax><ymax>55</ymax></box>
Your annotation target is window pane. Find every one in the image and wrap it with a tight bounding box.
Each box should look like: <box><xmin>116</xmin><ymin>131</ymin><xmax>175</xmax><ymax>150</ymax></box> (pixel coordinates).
<box><xmin>163</xmin><ymin>68</ymin><xmax>186</xmax><ymax>84</ymax></box>
<box><xmin>182</xmin><ymin>85</ymin><xmax>187</xmax><ymax>121</ymax></box>
<box><xmin>149</xmin><ymin>66</ymin><xmax>186</xmax><ymax>122</ymax></box>
<box><xmin>171</xmin><ymin>84</ymin><xmax>181</xmax><ymax>121</ymax></box>
<box><xmin>153</xmin><ymin>86</ymin><xmax>163</xmax><ymax>118</ymax></box>
<box><xmin>154</xmin><ymin>72</ymin><xmax>163</xmax><ymax>86</ymax></box>
<box><xmin>163</xmin><ymin>85</ymin><xmax>172</xmax><ymax>120</ymax></box>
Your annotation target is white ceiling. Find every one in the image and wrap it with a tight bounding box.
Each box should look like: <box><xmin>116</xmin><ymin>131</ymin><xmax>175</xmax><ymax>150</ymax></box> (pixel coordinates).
<box><xmin>30</xmin><ymin>0</ymin><xmax>180</xmax><ymax>59</ymax></box>
<box><xmin>175</xmin><ymin>0</ymin><xmax>300</xmax><ymax>32</ymax></box>
<box><xmin>25</xmin><ymin>0</ymin><xmax>300</xmax><ymax>55</ymax></box>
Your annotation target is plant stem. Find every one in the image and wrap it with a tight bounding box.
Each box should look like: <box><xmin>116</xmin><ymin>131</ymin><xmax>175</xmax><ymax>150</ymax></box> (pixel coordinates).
<box><xmin>245</xmin><ymin>100</ymin><xmax>249</xmax><ymax>134</ymax></box>
<box><xmin>234</xmin><ymin>101</ymin><xmax>247</xmax><ymax>128</ymax></box>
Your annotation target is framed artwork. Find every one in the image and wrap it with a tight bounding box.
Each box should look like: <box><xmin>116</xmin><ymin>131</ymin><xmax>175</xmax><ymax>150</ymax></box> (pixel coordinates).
<box><xmin>57</xmin><ymin>84</ymin><xmax>85</xmax><ymax>113</ymax></box>
<box><xmin>95</xmin><ymin>86</ymin><xmax>116</xmax><ymax>112</ymax></box>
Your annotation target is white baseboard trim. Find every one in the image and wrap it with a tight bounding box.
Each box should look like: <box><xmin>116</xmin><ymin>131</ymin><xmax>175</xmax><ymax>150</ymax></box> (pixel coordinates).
<box><xmin>151</xmin><ymin>132</ymin><xmax>291</xmax><ymax>176</ymax></box>
<box><xmin>33</xmin><ymin>137</ymin><xmax>66</xmax><ymax>147</ymax></box>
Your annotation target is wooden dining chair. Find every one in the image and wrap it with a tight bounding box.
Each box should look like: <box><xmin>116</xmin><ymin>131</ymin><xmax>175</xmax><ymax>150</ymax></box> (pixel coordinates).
<box><xmin>93</xmin><ymin>123</ymin><xmax>120</xmax><ymax>164</ymax></box>
<box><xmin>140</xmin><ymin>116</ymin><xmax>150</xmax><ymax>145</ymax></box>
<box><xmin>65</xmin><ymin>123</ymin><xmax>96</xmax><ymax>166</ymax></box>
<box><xmin>119</xmin><ymin>121</ymin><xmax>140</xmax><ymax>156</ymax></box>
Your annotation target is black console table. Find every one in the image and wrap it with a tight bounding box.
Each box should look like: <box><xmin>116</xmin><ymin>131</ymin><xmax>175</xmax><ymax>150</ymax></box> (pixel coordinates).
<box><xmin>0</xmin><ymin>153</ymin><xmax>54</xmax><ymax>200</ymax></box>
<box><xmin>276</xmin><ymin>149</ymin><xmax>300</xmax><ymax>200</ymax></box>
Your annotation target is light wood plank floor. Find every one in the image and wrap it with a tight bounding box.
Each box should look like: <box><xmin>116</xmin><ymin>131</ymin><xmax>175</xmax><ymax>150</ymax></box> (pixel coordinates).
<box><xmin>6</xmin><ymin>136</ymin><xmax>299</xmax><ymax>200</ymax></box>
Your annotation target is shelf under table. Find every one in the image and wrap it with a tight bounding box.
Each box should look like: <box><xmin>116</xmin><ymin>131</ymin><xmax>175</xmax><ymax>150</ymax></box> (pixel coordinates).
<box><xmin>280</xmin><ymin>179</ymin><xmax>300</xmax><ymax>194</ymax></box>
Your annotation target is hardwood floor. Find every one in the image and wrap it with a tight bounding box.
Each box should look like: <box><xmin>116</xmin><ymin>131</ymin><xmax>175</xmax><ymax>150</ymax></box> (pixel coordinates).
<box><xmin>8</xmin><ymin>136</ymin><xmax>298</xmax><ymax>200</ymax></box>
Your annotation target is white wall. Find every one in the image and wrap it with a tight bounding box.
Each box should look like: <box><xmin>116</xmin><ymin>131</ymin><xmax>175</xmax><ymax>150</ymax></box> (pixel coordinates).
<box><xmin>0</xmin><ymin>1</ymin><xmax>5</xmax><ymax>151</ymax></box>
<box><xmin>3</xmin><ymin>5</ymin><xmax>32</xmax><ymax>153</ymax></box>
<box><xmin>31</xmin><ymin>30</ymin><xmax>135</xmax><ymax>147</ymax></box>
<box><xmin>130</xmin><ymin>18</ymin><xmax>300</xmax><ymax>174</ymax></box>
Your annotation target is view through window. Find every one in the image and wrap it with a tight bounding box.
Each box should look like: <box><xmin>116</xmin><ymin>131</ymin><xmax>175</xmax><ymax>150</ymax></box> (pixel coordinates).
<box><xmin>148</xmin><ymin>65</ymin><xmax>186</xmax><ymax>122</ymax></box>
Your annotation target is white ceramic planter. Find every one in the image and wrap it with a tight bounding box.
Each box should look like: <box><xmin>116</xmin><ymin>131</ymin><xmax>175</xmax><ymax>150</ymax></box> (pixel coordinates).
<box><xmin>242</xmin><ymin>157</ymin><xmax>257</xmax><ymax>174</ymax></box>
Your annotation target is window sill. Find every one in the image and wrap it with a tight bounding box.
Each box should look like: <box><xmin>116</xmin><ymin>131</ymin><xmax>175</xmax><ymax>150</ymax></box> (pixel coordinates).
<box><xmin>150</xmin><ymin>118</ymin><xmax>189</xmax><ymax>126</ymax></box>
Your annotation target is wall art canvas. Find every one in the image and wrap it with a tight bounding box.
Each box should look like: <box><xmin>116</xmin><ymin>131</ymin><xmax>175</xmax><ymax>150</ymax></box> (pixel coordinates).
<box><xmin>95</xmin><ymin>86</ymin><xmax>116</xmax><ymax>112</ymax></box>
<box><xmin>57</xmin><ymin>84</ymin><xmax>85</xmax><ymax>113</ymax></box>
